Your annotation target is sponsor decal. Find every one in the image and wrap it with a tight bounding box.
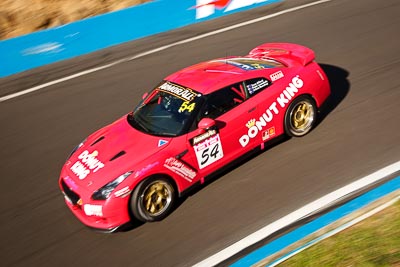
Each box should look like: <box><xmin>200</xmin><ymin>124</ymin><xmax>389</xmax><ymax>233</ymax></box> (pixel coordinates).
<box><xmin>158</xmin><ymin>81</ymin><xmax>196</xmax><ymax>102</ymax></box>
<box><xmin>158</xmin><ymin>140</ymin><xmax>168</xmax><ymax>147</ymax></box>
<box><xmin>221</xmin><ymin>58</ymin><xmax>274</xmax><ymax>71</ymax></box>
<box><xmin>83</xmin><ymin>204</ymin><xmax>103</xmax><ymax>217</ymax></box>
<box><xmin>164</xmin><ymin>158</ymin><xmax>197</xmax><ymax>182</ymax></box>
<box><xmin>70</xmin><ymin>150</ymin><xmax>105</xmax><ymax>180</ymax></box>
<box><xmin>270</xmin><ymin>70</ymin><xmax>284</xmax><ymax>81</ymax></box>
<box><xmin>134</xmin><ymin>162</ymin><xmax>159</xmax><ymax>178</ymax></box>
<box><xmin>262</xmin><ymin>127</ymin><xmax>276</xmax><ymax>141</ymax></box>
<box><xmin>194</xmin><ymin>134</ymin><xmax>224</xmax><ymax>169</ymax></box>
<box><xmin>247</xmin><ymin>78</ymin><xmax>270</xmax><ymax>94</ymax></box>
<box><xmin>64</xmin><ymin>176</ymin><xmax>78</xmax><ymax>191</ymax></box>
<box><xmin>114</xmin><ymin>186</ymin><xmax>131</xmax><ymax>198</ymax></box>
<box><xmin>239</xmin><ymin>75</ymin><xmax>304</xmax><ymax>147</ymax></box>
<box><xmin>191</xmin><ymin>129</ymin><xmax>217</xmax><ymax>145</ymax></box>
<box><xmin>195</xmin><ymin>0</ymin><xmax>271</xmax><ymax>19</ymax></box>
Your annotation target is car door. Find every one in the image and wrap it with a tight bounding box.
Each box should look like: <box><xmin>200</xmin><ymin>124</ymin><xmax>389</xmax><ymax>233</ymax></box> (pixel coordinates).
<box><xmin>241</xmin><ymin>76</ymin><xmax>277</xmax><ymax>145</ymax></box>
<box><xmin>184</xmin><ymin>81</ymin><xmax>260</xmax><ymax>176</ymax></box>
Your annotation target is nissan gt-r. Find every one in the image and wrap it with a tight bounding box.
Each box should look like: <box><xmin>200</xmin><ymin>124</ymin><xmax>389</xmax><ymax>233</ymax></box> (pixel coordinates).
<box><xmin>59</xmin><ymin>43</ymin><xmax>331</xmax><ymax>231</ymax></box>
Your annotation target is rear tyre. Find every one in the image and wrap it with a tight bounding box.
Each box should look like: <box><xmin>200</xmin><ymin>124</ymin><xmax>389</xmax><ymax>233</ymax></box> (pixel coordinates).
<box><xmin>284</xmin><ymin>95</ymin><xmax>317</xmax><ymax>137</ymax></box>
<box><xmin>130</xmin><ymin>176</ymin><xmax>176</xmax><ymax>222</ymax></box>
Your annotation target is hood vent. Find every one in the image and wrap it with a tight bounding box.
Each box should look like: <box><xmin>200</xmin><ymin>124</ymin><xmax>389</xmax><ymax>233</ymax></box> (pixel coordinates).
<box><xmin>110</xmin><ymin>151</ymin><xmax>126</xmax><ymax>161</ymax></box>
<box><xmin>91</xmin><ymin>136</ymin><xmax>105</xmax><ymax>146</ymax></box>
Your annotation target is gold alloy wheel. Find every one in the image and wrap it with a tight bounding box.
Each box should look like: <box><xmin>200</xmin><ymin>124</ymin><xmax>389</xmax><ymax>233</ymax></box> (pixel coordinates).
<box><xmin>142</xmin><ymin>180</ymin><xmax>173</xmax><ymax>216</ymax></box>
<box><xmin>290</xmin><ymin>100</ymin><xmax>315</xmax><ymax>133</ymax></box>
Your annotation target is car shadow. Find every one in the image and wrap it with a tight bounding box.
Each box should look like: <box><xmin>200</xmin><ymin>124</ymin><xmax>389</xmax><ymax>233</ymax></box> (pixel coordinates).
<box><xmin>317</xmin><ymin>64</ymin><xmax>350</xmax><ymax>125</ymax></box>
<box><xmin>118</xmin><ymin>64</ymin><xmax>350</xmax><ymax>233</ymax></box>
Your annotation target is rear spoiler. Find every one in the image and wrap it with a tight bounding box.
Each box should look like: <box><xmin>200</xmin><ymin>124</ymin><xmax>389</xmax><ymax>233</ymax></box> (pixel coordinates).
<box><xmin>248</xmin><ymin>43</ymin><xmax>315</xmax><ymax>66</ymax></box>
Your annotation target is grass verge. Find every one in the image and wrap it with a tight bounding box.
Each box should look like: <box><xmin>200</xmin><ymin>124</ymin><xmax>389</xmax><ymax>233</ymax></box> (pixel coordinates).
<box><xmin>279</xmin><ymin>200</ymin><xmax>400</xmax><ymax>266</ymax></box>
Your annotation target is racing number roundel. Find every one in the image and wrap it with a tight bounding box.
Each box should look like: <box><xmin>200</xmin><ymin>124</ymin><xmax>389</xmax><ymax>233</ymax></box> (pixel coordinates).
<box><xmin>193</xmin><ymin>133</ymin><xmax>224</xmax><ymax>169</ymax></box>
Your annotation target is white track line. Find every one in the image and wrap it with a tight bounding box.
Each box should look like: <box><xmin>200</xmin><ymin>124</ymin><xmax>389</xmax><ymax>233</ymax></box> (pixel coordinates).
<box><xmin>192</xmin><ymin>161</ymin><xmax>400</xmax><ymax>267</ymax></box>
<box><xmin>0</xmin><ymin>0</ymin><xmax>333</xmax><ymax>103</ymax></box>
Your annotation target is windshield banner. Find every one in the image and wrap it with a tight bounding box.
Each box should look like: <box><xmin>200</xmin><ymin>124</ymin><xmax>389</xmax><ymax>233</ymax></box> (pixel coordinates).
<box><xmin>158</xmin><ymin>81</ymin><xmax>197</xmax><ymax>102</ymax></box>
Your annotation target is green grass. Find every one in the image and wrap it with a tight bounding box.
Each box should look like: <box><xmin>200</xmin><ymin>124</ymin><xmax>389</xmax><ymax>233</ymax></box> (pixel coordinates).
<box><xmin>280</xmin><ymin>200</ymin><xmax>400</xmax><ymax>267</ymax></box>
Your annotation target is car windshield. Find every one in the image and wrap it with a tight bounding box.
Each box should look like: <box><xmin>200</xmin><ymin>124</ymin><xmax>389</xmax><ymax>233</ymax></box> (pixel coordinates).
<box><xmin>128</xmin><ymin>81</ymin><xmax>202</xmax><ymax>137</ymax></box>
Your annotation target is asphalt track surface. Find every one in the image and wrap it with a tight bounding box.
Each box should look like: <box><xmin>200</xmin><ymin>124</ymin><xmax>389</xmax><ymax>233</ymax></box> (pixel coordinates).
<box><xmin>0</xmin><ymin>0</ymin><xmax>399</xmax><ymax>266</ymax></box>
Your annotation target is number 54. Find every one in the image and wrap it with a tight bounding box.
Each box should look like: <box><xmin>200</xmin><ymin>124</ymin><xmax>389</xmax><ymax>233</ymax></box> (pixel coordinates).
<box><xmin>179</xmin><ymin>101</ymin><xmax>196</xmax><ymax>113</ymax></box>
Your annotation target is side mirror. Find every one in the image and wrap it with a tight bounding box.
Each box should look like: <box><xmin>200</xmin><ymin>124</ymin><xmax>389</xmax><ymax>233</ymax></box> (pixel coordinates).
<box><xmin>198</xmin><ymin>118</ymin><xmax>216</xmax><ymax>130</ymax></box>
<box><xmin>142</xmin><ymin>92</ymin><xmax>149</xmax><ymax>100</ymax></box>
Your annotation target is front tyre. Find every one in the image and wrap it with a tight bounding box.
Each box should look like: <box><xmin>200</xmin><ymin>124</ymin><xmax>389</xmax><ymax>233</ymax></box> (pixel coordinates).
<box><xmin>130</xmin><ymin>176</ymin><xmax>176</xmax><ymax>222</ymax></box>
<box><xmin>284</xmin><ymin>95</ymin><xmax>317</xmax><ymax>137</ymax></box>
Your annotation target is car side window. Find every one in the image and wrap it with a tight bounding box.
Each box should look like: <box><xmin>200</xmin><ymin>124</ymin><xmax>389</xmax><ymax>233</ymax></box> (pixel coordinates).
<box><xmin>244</xmin><ymin>77</ymin><xmax>271</xmax><ymax>97</ymax></box>
<box><xmin>201</xmin><ymin>82</ymin><xmax>246</xmax><ymax>120</ymax></box>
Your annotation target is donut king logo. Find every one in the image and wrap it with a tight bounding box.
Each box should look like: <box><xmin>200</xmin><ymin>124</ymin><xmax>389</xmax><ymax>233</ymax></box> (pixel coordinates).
<box><xmin>239</xmin><ymin>76</ymin><xmax>304</xmax><ymax>147</ymax></box>
<box><xmin>70</xmin><ymin>150</ymin><xmax>105</xmax><ymax>180</ymax></box>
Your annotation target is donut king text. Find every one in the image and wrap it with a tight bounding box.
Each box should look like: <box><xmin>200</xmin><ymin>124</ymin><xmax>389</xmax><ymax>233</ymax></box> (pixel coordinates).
<box><xmin>239</xmin><ymin>76</ymin><xmax>304</xmax><ymax>147</ymax></box>
<box><xmin>70</xmin><ymin>150</ymin><xmax>105</xmax><ymax>179</ymax></box>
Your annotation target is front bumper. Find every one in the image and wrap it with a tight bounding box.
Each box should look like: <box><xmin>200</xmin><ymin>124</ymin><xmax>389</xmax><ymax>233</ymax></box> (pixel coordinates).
<box><xmin>60</xmin><ymin>177</ymin><xmax>131</xmax><ymax>231</ymax></box>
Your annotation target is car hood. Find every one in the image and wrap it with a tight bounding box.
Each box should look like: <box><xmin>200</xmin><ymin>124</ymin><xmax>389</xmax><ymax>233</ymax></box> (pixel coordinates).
<box><xmin>64</xmin><ymin>116</ymin><xmax>171</xmax><ymax>191</ymax></box>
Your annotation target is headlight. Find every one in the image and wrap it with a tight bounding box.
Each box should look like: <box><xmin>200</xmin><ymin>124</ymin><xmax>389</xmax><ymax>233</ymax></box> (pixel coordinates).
<box><xmin>91</xmin><ymin>171</ymin><xmax>133</xmax><ymax>200</ymax></box>
<box><xmin>67</xmin><ymin>139</ymin><xmax>86</xmax><ymax>159</ymax></box>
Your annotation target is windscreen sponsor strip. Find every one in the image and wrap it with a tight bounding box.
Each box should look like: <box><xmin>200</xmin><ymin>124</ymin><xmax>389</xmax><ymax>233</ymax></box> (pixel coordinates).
<box><xmin>158</xmin><ymin>81</ymin><xmax>197</xmax><ymax>102</ymax></box>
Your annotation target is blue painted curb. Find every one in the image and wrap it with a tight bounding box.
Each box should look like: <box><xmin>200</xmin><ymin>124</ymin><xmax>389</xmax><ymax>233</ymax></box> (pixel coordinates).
<box><xmin>231</xmin><ymin>175</ymin><xmax>400</xmax><ymax>266</ymax></box>
<box><xmin>0</xmin><ymin>0</ymin><xmax>280</xmax><ymax>78</ymax></box>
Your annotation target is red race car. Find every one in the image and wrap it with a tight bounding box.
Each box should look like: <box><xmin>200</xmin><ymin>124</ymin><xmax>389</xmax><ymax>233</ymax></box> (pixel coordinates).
<box><xmin>59</xmin><ymin>43</ymin><xmax>330</xmax><ymax>231</ymax></box>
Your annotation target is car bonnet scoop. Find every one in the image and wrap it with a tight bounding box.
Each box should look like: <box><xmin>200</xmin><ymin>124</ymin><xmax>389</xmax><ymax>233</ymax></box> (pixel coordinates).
<box><xmin>109</xmin><ymin>151</ymin><xmax>126</xmax><ymax>161</ymax></box>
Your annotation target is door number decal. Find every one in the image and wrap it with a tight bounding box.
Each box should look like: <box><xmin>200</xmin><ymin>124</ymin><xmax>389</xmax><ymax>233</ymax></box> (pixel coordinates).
<box><xmin>194</xmin><ymin>134</ymin><xmax>224</xmax><ymax>169</ymax></box>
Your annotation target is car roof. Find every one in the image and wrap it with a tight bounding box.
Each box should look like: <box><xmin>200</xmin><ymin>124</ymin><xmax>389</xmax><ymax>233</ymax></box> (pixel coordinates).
<box><xmin>165</xmin><ymin>56</ymin><xmax>286</xmax><ymax>95</ymax></box>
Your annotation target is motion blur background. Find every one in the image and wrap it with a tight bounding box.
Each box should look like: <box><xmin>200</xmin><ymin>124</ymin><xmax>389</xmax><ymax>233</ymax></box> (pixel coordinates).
<box><xmin>0</xmin><ymin>0</ymin><xmax>150</xmax><ymax>40</ymax></box>
<box><xmin>1</xmin><ymin>0</ymin><xmax>399</xmax><ymax>266</ymax></box>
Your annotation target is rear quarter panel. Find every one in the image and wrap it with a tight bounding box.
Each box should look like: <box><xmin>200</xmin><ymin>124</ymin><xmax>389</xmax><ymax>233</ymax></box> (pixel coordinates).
<box><xmin>244</xmin><ymin>63</ymin><xmax>330</xmax><ymax>146</ymax></box>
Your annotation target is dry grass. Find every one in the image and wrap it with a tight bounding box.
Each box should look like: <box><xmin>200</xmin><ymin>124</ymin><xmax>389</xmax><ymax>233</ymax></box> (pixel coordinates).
<box><xmin>280</xmin><ymin>200</ymin><xmax>400</xmax><ymax>266</ymax></box>
<box><xmin>0</xmin><ymin>0</ymin><xmax>151</xmax><ymax>40</ymax></box>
